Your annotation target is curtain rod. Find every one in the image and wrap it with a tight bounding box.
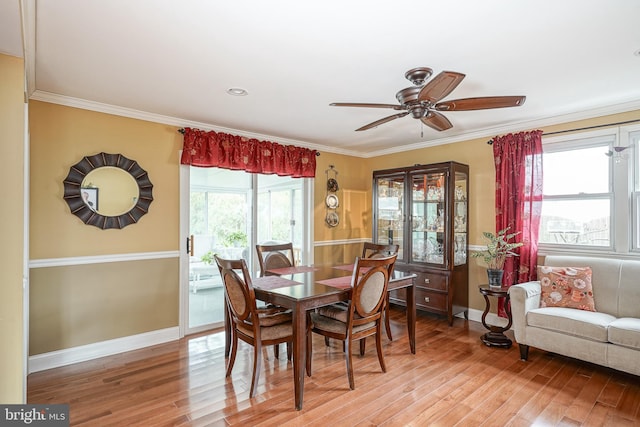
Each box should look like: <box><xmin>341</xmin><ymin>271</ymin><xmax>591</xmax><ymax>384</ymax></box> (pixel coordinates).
<box><xmin>486</xmin><ymin>118</ymin><xmax>640</xmax><ymax>145</ymax></box>
<box><xmin>177</xmin><ymin>128</ymin><xmax>321</xmax><ymax>156</ymax></box>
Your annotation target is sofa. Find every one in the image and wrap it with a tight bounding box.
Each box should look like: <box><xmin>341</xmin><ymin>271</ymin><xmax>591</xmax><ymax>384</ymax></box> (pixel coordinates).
<box><xmin>509</xmin><ymin>255</ymin><xmax>640</xmax><ymax>377</ymax></box>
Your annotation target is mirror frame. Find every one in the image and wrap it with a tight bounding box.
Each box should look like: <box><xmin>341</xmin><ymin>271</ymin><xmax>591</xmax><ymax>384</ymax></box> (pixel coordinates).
<box><xmin>63</xmin><ymin>152</ymin><xmax>153</xmax><ymax>229</ymax></box>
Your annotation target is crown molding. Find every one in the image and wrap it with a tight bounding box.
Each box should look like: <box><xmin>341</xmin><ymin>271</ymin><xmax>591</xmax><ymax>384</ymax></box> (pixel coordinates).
<box><xmin>365</xmin><ymin>98</ymin><xmax>640</xmax><ymax>158</ymax></box>
<box><xmin>29</xmin><ymin>90</ymin><xmax>363</xmax><ymax>158</ymax></box>
<box><xmin>30</xmin><ymin>90</ymin><xmax>640</xmax><ymax>159</ymax></box>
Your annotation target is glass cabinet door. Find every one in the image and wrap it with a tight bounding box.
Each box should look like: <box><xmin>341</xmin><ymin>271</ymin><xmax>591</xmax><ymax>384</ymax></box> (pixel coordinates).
<box><xmin>454</xmin><ymin>170</ymin><xmax>468</xmax><ymax>265</ymax></box>
<box><xmin>410</xmin><ymin>171</ymin><xmax>446</xmax><ymax>266</ymax></box>
<box><xmin>375</xmin><ymin>175</ymin><xmax>405</xmax><ymax>261</ymax></box>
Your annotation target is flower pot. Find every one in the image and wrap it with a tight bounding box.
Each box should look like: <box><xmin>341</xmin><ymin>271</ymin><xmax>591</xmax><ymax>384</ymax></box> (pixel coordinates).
<box><xmin>487</xmin><ymin>269</ymin><xmax>504</xmax><ymax>288</ymax></box>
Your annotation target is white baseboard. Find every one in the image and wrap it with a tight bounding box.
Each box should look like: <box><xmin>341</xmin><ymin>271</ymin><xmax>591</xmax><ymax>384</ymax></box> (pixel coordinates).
<box><xmin>28</xmin><ymin>327</ymin><xmax>180</xmax><ymax>373</ymax></box>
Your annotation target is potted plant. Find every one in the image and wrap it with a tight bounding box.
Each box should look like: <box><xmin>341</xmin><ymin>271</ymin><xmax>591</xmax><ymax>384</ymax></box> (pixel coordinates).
<box><xmin>472</xmin><ymin>227</ymin><xmax>523</xmax><ymax>287</ymax></box>
<box><xmin>200</xmin><ymin>250</ymin><xmax>216</xmax><ymax>265</ymax></box>
<box><xmin>222</xmin><ymin>231</ymin><xmax>247</xmax><ymax>248</ymax></box>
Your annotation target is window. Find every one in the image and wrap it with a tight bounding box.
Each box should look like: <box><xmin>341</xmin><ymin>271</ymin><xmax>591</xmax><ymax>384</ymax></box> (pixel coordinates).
<box><xmin>631</xmin><ymin>129</ymin><xmax>640</xmax><ymax>250</ymax></box>
<box><xmin>539</xmin><ymin>125</ymin><xmax>640</xmax><ymax>255</ymax></box>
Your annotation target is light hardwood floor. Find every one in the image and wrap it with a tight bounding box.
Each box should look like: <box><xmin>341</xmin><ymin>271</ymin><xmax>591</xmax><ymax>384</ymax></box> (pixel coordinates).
<box><xmin>28</xmin><ymin>309</ymin><xmax>640</xmax><ymax>426</ymax></box>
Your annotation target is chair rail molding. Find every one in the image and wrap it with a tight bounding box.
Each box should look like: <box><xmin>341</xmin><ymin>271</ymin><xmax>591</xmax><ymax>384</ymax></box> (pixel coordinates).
<box><xmin>29</xmin><ymin>250</ymin><xmax>180</xmax><ymax>268</ymax></box>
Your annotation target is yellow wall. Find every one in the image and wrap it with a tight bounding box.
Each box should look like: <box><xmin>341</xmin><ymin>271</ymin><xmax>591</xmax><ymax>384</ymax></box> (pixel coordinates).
<box><xmin>0</xmin><ymin>54</ymin><xmax>26</xmax><ymax>402</ymax></box>
<box><xmin>29</xmin><ymin>101</ymin><xmax>181</xmax><ymax>258</ymax></box>
<box><xmin>29</xmin><ymin>101</ymin><xmax>182</xmax><ymax>354</ymax></box>
<box><xmin>29</xmin><ymin>258</ymin><xmax>178</xmax><ymax>354</ymax></box>
<box><xmin>313</xmin><ymin>151</ymin><xmax>371</xmax><ymax>264</ymax></box>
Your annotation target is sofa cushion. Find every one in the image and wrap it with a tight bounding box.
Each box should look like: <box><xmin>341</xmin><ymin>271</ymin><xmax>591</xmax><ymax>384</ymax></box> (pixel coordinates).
<box><xmin>538</xmin><ymin>265</ymin><xmax>596</xmax><ymax>311</ymax></box>
<box><xmin>527</xmin><ymin>307</ymin><xmax>616</xmax><ymax>342</ymax></box>
<box><xmin>608</xmin><ymin>318</ymin><xmax>640</xmax><ymax>350</ymax></box>
<box><xmin>543</xmin><ymin>256</ymin><xmax>621</xmax><ymax>316</ymax></box>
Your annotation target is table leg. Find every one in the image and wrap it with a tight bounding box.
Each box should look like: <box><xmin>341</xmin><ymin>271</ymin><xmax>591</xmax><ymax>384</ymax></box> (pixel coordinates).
<box><xmin>406</xmin><ymin>284</ymin><xmax>416</xmax><ymax>354</ymax></box>
<box><xmin>292</xmin><ymin>304</ymin><xmax>306</xmax><ymax>410</ymax></box>
<box><xmin>480</xmin><ymin>292</ymin><xmax>512</xmax><ymax>348</ymax></box>
<box><xmin>480</xmin><ymin>293</ymin><xmax>491</xmax><ymax>330</ymax></box>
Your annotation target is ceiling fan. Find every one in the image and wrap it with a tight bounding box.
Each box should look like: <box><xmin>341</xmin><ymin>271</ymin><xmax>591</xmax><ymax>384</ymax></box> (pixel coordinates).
<box><xmin>330</xmin><ymin>67</ymin><xmax>526</xmax><ymax>132</ymax></box>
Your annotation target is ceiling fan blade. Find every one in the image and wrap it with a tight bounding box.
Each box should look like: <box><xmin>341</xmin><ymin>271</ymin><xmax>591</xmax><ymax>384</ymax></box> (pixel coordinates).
<box><xmin>418</xmin><ymin>71</ymin><xmax>466</xmax><ymax>103</ymax></box>
<box><xmin>330</xmin><ymin>102</ymin><xmax>405</xmax><ymax>110</ymax></box>
<box><xmin>356</xmin><ymin>112</ymin><xmax>410</xmax><ymax>131</ymax></box>
<box><xmin>435</xmin><ymin>96</ymin><xmax>526</xmax><ymax>111</ymax></box>
<box><xmin>421</xmin><ymin>111</ymin><xmax>453</xmax><ymax>131</ymax></box>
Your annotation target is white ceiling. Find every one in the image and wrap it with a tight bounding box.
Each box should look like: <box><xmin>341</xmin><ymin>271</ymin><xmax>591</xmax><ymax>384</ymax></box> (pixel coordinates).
<box><xmin>3</xmin><ymin>0</ymin><xmax>640</xmax><ymax>157</ymax></box>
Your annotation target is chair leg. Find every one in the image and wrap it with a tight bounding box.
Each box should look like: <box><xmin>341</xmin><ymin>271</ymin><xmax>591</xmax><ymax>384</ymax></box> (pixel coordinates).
<box><xmin>274</xmin><ymin>344</ymin><xmax>280</xmax><ymax>359</ymax></box>
<box><xmin>287</xmin><ymin>341</ymin><xmax>292</xmax><ymax>361</ymax></box>
<box><xmin>345</xmin><ymin>338</ymin><xmax>355</xmax><ymax>390</ymax></box>
<box><xmin>324</xmin><ymin>336</ymin><xmax>330</xmax><ymax>347</ymax></box>
<box><xmin>250</xmin><ymin>341</ymin><xmax>262</xmax><ymax>398</ymax></box>
<box><xmin>376</xmin><ymin>327</ymin><xmax>386</xmax><ymax>373</ymax></box>
<box><xmin>306</xmin><ymin>328</ymin><xmax>313</xmax><ymax>377</ymax></box>
<box><xmin>384</xmin><ymin>296</ymin><xmax>393</xmax><ymax>341</ymax></box>
<box><xmin>226</xmin><ymin>332</ymin><xmax>238</xmax><ymax>378</ymax></box>
<box><xmin>359</xmin><ymin>338</ymin><xmax>366</xmax><ymax>356</ymax></box>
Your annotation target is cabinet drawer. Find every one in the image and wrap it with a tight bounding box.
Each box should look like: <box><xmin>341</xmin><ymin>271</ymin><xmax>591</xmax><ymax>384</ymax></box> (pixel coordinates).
<box><xmin>414</xmin><ymin>272</ymin><xmax>448</xmax><ymax>291</ymax></box>
<box><xmin>390</xmin><ymin>287</ymin><xmax>448</xmax><ymax>312</ymax></box>
<box><xmin>416</xmin><ymin>289</ymin><xmax>447</xmax><ymax>312</ymax></box>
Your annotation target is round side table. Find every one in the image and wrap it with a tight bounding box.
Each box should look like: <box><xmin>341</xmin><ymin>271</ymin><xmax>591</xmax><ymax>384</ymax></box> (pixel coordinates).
<box><xmin>478</xmin><ymin>285</ymin><xmax>513</xmax><ymax>348</ymax></box>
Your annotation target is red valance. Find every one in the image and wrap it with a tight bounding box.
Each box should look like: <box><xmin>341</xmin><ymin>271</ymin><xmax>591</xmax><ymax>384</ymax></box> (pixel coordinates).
<box><xmin>180</xmin><ymin>128</ymin><xmax>317</xmax><ymax>178</ymax></box>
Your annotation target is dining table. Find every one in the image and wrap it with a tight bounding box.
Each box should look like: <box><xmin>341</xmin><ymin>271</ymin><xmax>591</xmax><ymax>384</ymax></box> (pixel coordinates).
<box><xmin>226</xmin><ymin>263</ymin><xmax>416</xmax><ymax>410</ymax></box>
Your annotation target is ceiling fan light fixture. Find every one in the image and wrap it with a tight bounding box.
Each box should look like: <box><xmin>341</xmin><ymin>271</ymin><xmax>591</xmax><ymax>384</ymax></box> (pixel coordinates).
<box><xmin>410</xmin><ymin>106</ymin><xmax>426</xmax><ymax>119</ymax></box>
<box><xmin>227</xmin><ymin>87</ymin><xmax>248</xmax><ymax>96</ymax></box>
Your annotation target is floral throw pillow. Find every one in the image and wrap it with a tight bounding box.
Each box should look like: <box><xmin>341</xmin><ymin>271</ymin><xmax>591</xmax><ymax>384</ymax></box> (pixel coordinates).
<box><xmin>538</xmin><ymin>266</ymin><xmax>596</xmax><ymax>311</ymax></box>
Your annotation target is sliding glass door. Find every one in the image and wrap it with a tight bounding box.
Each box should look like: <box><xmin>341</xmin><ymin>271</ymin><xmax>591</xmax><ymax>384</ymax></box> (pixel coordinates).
<box><xmin>182</xmin><ymin>167</ymin><xmax>311</xmax><ymax>335</ymax></box>
<box><xmin>187</xmin><ymin>169</ymin><xmax>250</xmax><ymax>332</ymax></box>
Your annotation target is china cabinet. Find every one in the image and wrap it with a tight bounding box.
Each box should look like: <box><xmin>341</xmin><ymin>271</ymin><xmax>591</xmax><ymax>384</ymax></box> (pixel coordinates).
<box><xmin>373</xmin><ymin>161</ymin><xmax>469</xmax><ymax>325</ymax></box>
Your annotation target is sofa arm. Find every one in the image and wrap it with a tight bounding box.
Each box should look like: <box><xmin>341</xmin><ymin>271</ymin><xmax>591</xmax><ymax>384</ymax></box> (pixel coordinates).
<box><xmin>508</xmin><ymin>281</ymin><xmax>541</xmax><ymax>344</ymax></box>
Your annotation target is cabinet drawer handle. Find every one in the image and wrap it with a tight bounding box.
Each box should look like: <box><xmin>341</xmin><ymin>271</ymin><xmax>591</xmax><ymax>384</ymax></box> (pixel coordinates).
<box><xmin>424</xmin><ymin>278</ymin><xmax>430</xmax><ymax>284</ymax></box>
<box><xmin>424</xmin><ymin>297</ymin><xmax>430</xmax><ymax>303</ymax></box>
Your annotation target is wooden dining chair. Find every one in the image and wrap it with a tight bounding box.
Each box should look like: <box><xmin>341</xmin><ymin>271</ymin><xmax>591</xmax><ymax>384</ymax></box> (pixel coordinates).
<box><xmin>306</xmin><ymin>254</ymin><xmax>397</xmax><ymax>390</ymax></box>
<box><xmin>362</xmin><ymin>242</ymin><xmax>400</xmax><ymax>259</ymax></box>
<box><xmin>215</xmin><ymin>255</ymin><xmax>293</xmax><ymax>398</ymax></box>
<box><xmin>362</xmin><ymin>242</ymin><xmax>399</xmax><ymax>341</ymax></box>
<box><xmin>256</xmin><ymin>242</ymin><xmax>295</xmax><ymax>277</ymax></box>
<box><xmin>255</xmin><ymin>242</ymin><xmax>298</xmax><ymax>358</ymax></box>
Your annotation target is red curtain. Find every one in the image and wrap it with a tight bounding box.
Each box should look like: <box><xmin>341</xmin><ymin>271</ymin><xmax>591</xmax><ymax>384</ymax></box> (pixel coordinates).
<box><xmin>180</xmin><ymin>128</ymin><xmax>317</xmax><ymax>178</ymax></box>
<box><xmin>493</xmin><ymin>130</ymin><xmax>543</xmax><ymax>316</ymax></box>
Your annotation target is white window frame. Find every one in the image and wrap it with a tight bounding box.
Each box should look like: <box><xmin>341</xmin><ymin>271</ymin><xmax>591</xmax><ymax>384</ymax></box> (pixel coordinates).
<box><xmin>622</xmin><ymin>125</ymin><xmax>640</xmax><ymax>252</ymax></box>
<box><xmin>539</xmin><ymin>126</ymin><xmax>640</xmax><ymax>259</ymax></box>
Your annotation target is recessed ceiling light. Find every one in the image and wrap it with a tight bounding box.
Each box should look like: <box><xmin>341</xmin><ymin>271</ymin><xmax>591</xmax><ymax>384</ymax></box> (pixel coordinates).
<box><xmin>227</xmin><ymin>87</ymin><xmax>248</xmax><ymax>96</ymax></box>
